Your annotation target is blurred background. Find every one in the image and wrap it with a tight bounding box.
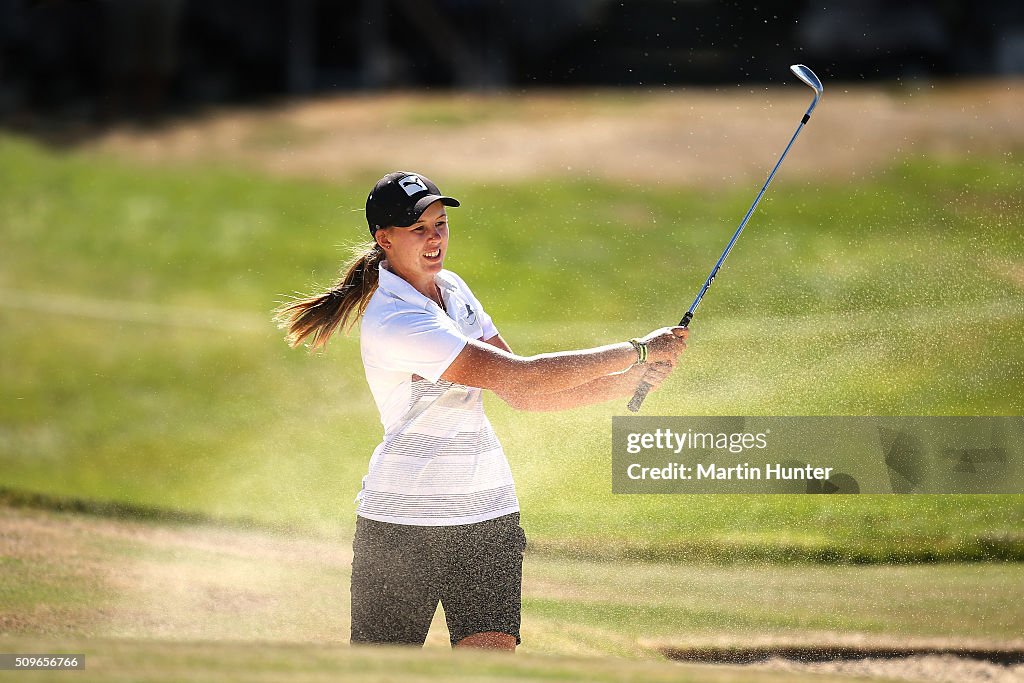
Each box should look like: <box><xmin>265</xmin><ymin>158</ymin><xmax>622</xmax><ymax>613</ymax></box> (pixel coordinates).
<box><xmin>2</xmin><ymin>0</ymin><xmax>1024</xmax><ymax>129</ymax></box>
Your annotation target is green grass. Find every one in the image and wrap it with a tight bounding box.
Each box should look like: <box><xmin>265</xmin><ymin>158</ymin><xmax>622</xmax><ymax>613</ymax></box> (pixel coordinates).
<box><xmin>0</xmin><ymin>635</ymin><xmax>873</xmax><ymax>683</ymax></box>
<box><xmin>525</xmin><ymin>558</ymin><xmax>1024</xmax><ymax>647</ymax></box>
<box><xmin>0</xmin><ymin>133</ymin><xmax>1022</xmax><ymax>561</ymax></box>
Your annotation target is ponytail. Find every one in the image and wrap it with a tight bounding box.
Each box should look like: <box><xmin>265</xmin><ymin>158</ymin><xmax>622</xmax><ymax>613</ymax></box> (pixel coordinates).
<box><xmin>274</xmin><ymin>242</ymin><xmax>386</xmax><ymax>350</ymax></box>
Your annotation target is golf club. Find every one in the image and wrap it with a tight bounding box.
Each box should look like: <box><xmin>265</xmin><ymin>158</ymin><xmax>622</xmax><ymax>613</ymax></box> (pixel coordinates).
<box><xmin>627</xmin><ymin>64</ymin><xmax>824</xmax><ymax>412</ymax></box>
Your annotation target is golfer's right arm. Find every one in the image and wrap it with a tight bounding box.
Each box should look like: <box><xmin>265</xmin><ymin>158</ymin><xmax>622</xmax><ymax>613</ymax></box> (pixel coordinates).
<box><xmin>441</xmin><ymin>327</ymin><xmax>687</xmax><ymax>395</ymax></box>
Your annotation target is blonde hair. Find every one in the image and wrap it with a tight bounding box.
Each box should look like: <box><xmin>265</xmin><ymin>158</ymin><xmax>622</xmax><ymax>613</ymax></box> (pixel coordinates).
<box><xmin>273</xmin><ymin>241</ymin><xmax>386</xmax><ymax>350</ymax></box>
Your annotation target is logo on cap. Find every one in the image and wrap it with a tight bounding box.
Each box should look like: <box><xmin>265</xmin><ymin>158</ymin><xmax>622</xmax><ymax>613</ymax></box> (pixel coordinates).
<box><xmin>398</xmin><ymin>175</ymin><xmax>429</xmax><ymax>197</ymax></box>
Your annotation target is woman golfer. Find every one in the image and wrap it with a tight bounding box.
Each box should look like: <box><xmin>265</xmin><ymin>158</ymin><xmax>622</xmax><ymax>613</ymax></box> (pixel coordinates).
<box><xmin>275</xmin><ymin>172</ymin><xmax>688</xmax><ymax>651</ymax></box>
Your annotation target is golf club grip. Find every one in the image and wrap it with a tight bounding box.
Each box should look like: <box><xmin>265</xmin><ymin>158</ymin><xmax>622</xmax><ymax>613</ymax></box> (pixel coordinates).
<box><xmin>627</xmin><ymin>381</ymin><xmax>653</xmax><ymax>412</ymax></box>
<box><xmin>627</xmin><ymin>315</ymin><xmax>692</xmax><ymax>412</ymax></box>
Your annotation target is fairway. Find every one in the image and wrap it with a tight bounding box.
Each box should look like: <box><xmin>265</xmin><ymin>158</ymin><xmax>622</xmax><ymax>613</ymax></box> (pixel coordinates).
<box><xmin>1</xmin><ymin>114</ymin><xmax>1022</xmax><ymax>555</ymax></box>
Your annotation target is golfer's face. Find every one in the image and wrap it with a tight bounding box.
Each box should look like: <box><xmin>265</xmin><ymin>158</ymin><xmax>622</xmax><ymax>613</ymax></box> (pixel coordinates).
<box><xmin>385</xmin><ymin>200</ymin><xmax>449</xmax><ymax>281</ymax></box>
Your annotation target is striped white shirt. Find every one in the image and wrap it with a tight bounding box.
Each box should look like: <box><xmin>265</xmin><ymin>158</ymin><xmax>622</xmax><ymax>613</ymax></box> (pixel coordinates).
<box><xmin>356</xmin><ymin>262</ymin><xmax>519</xmax><ymax>526</ymax></box>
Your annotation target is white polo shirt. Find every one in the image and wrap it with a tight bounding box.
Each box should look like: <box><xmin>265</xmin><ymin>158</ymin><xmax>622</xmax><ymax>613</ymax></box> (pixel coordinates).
<box><xmin>356</xmin><ymin>261</ymin><xmax>520</xmax><ymax>526</ymax></box>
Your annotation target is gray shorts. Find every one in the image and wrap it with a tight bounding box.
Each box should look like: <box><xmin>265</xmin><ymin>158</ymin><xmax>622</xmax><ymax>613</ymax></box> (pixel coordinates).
<box><xmin>350</xmin><ymin>512</ymin><xmax>527</xmax><ymax>647</ymax></box>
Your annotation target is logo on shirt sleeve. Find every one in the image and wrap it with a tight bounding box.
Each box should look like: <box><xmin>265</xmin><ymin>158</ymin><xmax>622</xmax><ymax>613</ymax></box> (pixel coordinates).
<box><xmin>464</xmin><ymin>303</ymin><xmax>477</xmax><ymax>325</ymax></box>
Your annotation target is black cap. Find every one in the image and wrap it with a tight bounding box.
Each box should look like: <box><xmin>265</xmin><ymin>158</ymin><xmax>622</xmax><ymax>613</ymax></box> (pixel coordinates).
<box><xmin>365</xmin><ymin>171</ymin><xmax>460</xmax><ymax>235</ymax></box>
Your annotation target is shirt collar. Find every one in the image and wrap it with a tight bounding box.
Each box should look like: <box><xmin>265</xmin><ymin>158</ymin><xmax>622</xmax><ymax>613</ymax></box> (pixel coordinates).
<box><xmin>377</xmin><ymin>261</ymin><xmax>457</xmax><ymax>308</ymax></box>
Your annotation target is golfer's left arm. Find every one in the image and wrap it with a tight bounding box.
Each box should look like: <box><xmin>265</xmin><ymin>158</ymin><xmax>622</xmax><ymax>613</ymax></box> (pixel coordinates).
<box><xmin>483</xmin><ymin>334</ymin><xmax>672</xmax><ymax>411</ymax></box>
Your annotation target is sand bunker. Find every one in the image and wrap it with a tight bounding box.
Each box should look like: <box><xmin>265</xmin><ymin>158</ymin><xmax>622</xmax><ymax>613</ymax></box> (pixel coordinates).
<box><xmin>662</xmin><ymin>640</ymin><xmax>1024</xmax><ymax>682</ymax></box>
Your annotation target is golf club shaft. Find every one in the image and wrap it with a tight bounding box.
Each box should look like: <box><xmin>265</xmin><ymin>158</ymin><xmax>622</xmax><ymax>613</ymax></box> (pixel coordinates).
<box><xmin>627</xmin><ymin>91</ymin><xmax>820</xmax><ymax>412</ymax></box>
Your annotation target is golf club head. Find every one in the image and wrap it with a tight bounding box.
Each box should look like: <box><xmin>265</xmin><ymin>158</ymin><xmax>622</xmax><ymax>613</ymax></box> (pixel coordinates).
<box><xmin>790</xmin><ymin>64</ymin><xmax>823</xmax><ymax>94</ymax></box>
<box><xmin>789</xmin><ymin>64</ymin><xmax>822</xmax><ymax>116</ymax></box>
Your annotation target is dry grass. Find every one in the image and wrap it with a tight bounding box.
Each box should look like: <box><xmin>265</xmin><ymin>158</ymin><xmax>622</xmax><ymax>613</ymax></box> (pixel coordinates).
<box><xmin>82</xmin><ymin>81</ymin><xmax>1024</xmax><ymax>188</ymax></box>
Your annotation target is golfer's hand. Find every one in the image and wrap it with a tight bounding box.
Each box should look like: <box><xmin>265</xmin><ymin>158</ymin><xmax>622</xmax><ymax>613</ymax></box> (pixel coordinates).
<box><xmin>639</xmin><ymin>327</ymin><xmax>688</xmax><ymax>365</ymax></box>
<box><xmin>639</xmin><ymin>360</ymin><xmax>674</xmax><ymax>392</ymax></box>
